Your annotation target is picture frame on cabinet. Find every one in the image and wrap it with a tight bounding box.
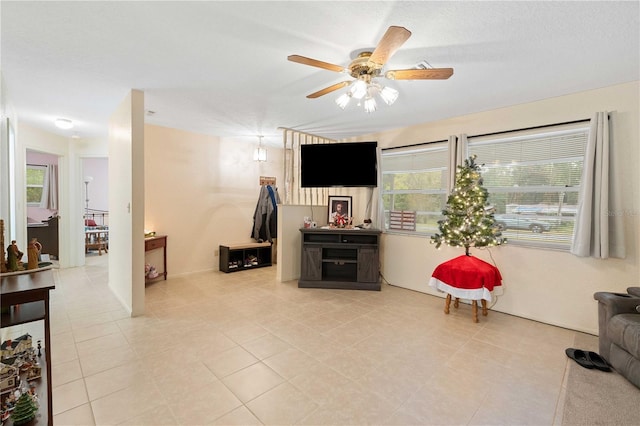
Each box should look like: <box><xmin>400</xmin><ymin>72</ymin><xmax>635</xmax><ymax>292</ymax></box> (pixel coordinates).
<box><xmin>328</xmin><ymin>195</ymin><xmax>352</xmax><ymax>225</ymax></box>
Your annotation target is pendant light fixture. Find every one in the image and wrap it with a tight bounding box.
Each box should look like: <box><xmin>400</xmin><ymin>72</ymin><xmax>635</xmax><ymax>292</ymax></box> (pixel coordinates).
<box><xmin>253</xmin><ymin>135</ymin><xmax>267</xmax><ymax>162</ymax></box>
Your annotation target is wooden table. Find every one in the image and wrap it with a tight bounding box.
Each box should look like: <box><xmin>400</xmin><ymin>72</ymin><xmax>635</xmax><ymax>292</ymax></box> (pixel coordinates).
<box><xmin>1</xmin><ymin>269</ymin><xmax>55</xmax><ymax>425</ymax></box>
<box><xmin>145</xmin><ymin>235</ymin><xmax>167</xmax><ymax>282</ymax></box>
<box><xmin>85</xmin><ymin>229</ymin><xmax>109</xmax><ymax>255</ymax></box>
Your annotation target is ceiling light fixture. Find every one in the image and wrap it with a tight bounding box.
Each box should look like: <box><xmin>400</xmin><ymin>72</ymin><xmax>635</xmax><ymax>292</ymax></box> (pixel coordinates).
<box><xmin>335</xmin><ymin>78</ymin><xmax>398</xmax><ymax>113</ymax></box>
<box><xmin>54</xmin><ymin>118</ymin><xmax>74</xmax><ymax>129</ymax></box>
<box><xmin>253</xmin><ymin>135</ymin><xmax>267</xmax><ymax>162</ymax></box>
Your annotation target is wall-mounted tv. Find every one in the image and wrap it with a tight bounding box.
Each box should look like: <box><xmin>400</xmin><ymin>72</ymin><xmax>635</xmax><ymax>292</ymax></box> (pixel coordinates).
<box><xmin>300</xmin><ymin>141</ymin><xmax>378</xmax><ymax>188</ymax></box>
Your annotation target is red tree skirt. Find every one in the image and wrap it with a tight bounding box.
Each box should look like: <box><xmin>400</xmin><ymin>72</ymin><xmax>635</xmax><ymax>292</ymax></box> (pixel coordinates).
<box><xmin>428</xmin><ymin>255</ymin><xmax>502</xmax><ymax>302</ymax></box>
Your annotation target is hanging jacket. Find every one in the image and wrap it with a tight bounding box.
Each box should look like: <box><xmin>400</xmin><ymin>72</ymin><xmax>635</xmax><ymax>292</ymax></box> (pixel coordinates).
<box><xmin>251</xmin><ymin>185</ymin><xmax>280</xmax><ymax>242</ymax></box>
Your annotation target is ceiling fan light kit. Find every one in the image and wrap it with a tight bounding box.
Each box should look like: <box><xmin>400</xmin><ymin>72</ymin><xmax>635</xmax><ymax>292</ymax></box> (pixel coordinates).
<box><xmin>351</xmin><ymin>80</ymin><xmax>368</xmax><ymax>100</ymax></box>
<box><xmin>379</xmin><ymin>86</ymin><xmax>399</xmax><ymax>105</ymax></box>
<box><xmin>335</xmin><ymin>93</ymin><xmax>351</xmax><ymax>110</ymax></box>
<box><xmin>363</xmin><ymin>96</ymin><xmax>377</xmax><ymax>113</ymax></box>
<box><xmin>288</xmin><ymin>25</ymin><xmax>453</xmax><ymax>113</ymax></box>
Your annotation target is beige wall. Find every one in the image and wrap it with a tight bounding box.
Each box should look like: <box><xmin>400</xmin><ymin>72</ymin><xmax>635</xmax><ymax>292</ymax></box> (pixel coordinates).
<box><xmin>144</xmin><ymin>124</ymin><xmax>283</xmax><ymax>276</ymax></box>
<box><xmin>277</xmin><ymin>204</ymin><xmax>327</xmax><ymax>282</ymax></box>
<box><xmin>355</xmin><ymin>81</ymin><xmax>639</xmax><ymax>334</ymax></box>
<box><xmin>108</xmin><ymin>90</ymin><xmax>146</xmax><ymax>316</ymax></box>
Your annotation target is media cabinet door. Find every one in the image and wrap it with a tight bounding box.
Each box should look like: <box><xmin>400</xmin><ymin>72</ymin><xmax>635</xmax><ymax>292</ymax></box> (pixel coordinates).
<box><xmin>357</xmin><ymin>247</ymin><xmax>379</xmax><ymax>283</ymax></box>
<box><xmin>301</xmin><ymin>246</ymin><xmax>322</xmax><ymax>281</ymax></box>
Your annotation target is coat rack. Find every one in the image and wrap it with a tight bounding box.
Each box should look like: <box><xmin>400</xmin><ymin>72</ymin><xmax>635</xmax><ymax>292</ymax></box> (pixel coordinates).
<box><xmin>260</xmin><ymin>176</ymin><xmax>276</xmax><ymax>186</ymax></box>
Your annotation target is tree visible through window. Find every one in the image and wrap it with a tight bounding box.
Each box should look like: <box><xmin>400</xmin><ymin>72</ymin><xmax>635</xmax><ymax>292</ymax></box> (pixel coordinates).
<box><xmin>26</xmin><ymin>164</ymin><xmax>47</xmax><ymax>206</ymax></box>
<box><xmin>468</xmin><ymin>124</ymin><xmax>588</xmax><ymax>249</ymax></box>
<box><xmin>379</xmin><ymin>122</ymin><xmax>589</xmax><ymax>250</ymax></box>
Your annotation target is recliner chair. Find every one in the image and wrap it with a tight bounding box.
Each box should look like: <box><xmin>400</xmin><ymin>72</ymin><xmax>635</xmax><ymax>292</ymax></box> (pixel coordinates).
<box><xmin>594</xmin><ymin>287</ymin><xmax>640</xmax><ymax>389</ymax></box>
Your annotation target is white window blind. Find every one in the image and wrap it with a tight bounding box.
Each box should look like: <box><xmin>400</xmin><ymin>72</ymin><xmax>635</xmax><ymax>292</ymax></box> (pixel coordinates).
<box><xmin>380</xmin><ymin>143</ymin><xmax>449</xmax><ymax>234</ymax></box>
<box><xmin>468</xmin><ymin>123</ymin><xmax>589</xmax><ymax>249</ymax></box>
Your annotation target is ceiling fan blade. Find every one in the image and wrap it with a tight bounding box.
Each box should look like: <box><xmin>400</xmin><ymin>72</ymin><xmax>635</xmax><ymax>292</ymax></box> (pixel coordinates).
<box><xmin>369</xmin><ymin>26</ymin><xmax>412</xmax><ymax>65</ymax></box>
<box><xmin>385</xmin><ymin>68</ymin><xmax>454</xmax><ymax>80</ymax></box>
<box><xmin>307</xmin><ymin>81</ymin><xmax>351</xmax><ymax>98</ymax></box>
<box><xmin>288</xmin><ymin>55</ymin><xmax>345</xmax><ymax>73</ymax></box>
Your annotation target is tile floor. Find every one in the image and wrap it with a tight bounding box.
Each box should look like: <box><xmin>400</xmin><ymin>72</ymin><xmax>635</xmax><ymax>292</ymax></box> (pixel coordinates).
<box><xmin>3</xmin><ymin>254</ymin><xmax>584</xmax><ymax>425</ymax></box>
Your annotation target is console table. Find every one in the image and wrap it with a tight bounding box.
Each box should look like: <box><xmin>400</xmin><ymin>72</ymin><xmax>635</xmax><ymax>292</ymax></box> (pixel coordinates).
<box><xmin>145</xmin><ymin>235</ymin><xmax>167</xmax><ymax>282</ymax></box>
<box><xmin>299</xmin><ymin>228</ymin><xmax>381</xmax><ymax>291</ymax></box>
<box><xmin>1</xmin><ymin>269</ymin><xmax>55</xmax><ymax>425</ymax></box>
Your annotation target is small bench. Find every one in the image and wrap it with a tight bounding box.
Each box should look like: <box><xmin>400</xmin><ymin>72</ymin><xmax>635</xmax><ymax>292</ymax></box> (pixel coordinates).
<box><xmin>219</xmin><ymin>242</ymin><xmax>272</xmax><ymax>273</ymax></box>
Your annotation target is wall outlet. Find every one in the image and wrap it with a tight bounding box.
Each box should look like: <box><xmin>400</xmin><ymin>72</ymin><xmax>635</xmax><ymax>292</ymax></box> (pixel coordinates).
<box><xmin>214</xmin><ymin>249</ymin><xmax>219</xmax><ymax>257</ymax></box>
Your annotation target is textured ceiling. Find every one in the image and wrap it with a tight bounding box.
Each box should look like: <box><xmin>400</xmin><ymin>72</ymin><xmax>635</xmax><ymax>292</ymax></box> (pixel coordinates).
<box><xmin>1</xmin><ymin>1</ymin><xmax>638</xmax><ymax>147</ymax></box>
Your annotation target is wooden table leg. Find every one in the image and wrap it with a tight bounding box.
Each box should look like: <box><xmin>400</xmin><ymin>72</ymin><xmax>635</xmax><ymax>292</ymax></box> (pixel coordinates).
<box><xmin>482</xmin><ymin>299</ymin><xmax>488</xmax><ymax>316</ymax></box>
<box><xmin>454</xmin><ymin>297</ymin><xmax>459</xmax><ymax>309</ymax></box>
<box><xmin>472</xmin><ymin>300</ymin><xmax>479</xmax><ymax>323</ymax></box>
<box><xmin>445</xmin><ymin>293</ymin><xmax>451</xmax><ymax>314</ymax></box>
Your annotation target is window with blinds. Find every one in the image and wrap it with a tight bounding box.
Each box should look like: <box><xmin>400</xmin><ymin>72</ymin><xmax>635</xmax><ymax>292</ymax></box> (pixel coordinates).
<box><xmin>26</xmin><ymin>164</ymin><xmax>47</xmax><ymax>206</ymax></box>
<box><xmin>468</xmin><ymin>123</ymin><xmax>589</xmax><ymax>249</ymax></box>
<box><xmin>380</xmin><ymin>143</ymin><xmax>449</xmax><ymax>234</ymax></box>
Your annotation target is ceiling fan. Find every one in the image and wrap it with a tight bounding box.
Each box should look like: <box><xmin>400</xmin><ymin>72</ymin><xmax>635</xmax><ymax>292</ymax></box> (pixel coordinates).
<box><xmin>288</xmin><ymin>26</ymin><xmax>454</xmax><ymax>106</ymax></box>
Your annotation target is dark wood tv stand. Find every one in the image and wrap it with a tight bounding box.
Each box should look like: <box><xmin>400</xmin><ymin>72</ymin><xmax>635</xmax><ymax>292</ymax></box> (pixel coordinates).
<box><xmin>299</xmin><ymin>228</ymin><xmax>381</xmax><ymax>291</ymax></box>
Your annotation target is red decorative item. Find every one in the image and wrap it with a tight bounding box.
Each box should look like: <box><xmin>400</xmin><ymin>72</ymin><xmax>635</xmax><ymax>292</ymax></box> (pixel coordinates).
<box><xmin>428</xmin><ymin>255</ymin><xmax>502</xmax><ymax>322</ymax></box>
<box><xmin>430</xmin><ymin>255</ymin><xmax>502</xmax><ymax>298</ymax></box>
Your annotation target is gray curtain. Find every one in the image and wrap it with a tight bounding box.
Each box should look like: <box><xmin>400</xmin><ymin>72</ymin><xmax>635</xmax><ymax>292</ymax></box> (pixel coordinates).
<box><xmin>40</xmin><ymin>164</ymin><xmax>58</xmax><ymax>211</ymax></box>
<box><xmin>447</xmin><ymin>134</ymin><xmax>467</xmax><ymax>192</ymax></box>
<box><xmin>570</xmin><ymin>112</ymin><xmax>625</xmax><ymax>259</ymax></box>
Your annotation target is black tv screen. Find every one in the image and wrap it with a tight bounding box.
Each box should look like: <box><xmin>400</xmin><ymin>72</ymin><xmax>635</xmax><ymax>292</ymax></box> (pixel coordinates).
<box><xmin>300</xmin><ymin>141</ymin><xmax>378</xmax><ymax>187</ymax></box>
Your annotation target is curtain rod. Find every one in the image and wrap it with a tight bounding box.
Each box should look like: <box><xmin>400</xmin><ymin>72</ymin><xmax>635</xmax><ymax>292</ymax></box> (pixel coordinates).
<box><xmin>27</xmin><ymin>163</ymin><xmax>48</xmax><ymax>167</ymax></box>
<box><xmin>381</xmin><ymin>139</ymin><xmax>448</xmax><ymax>151</ymax></box>
<box><xmin>381</xmin><ymin>117</ymin><xmax>597</xmax><ymax>151</ymax></box>
<box><xmin>468</xmin><ymin>118</ymin><xmax>591</xmax><ymax>140</ymax></box>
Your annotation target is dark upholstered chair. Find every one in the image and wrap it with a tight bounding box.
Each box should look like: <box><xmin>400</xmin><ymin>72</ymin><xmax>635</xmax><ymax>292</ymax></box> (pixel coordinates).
<box><xmin>594</xmin><ymin>287</ymin><xmax>640</xmax><ymax>389</ymax></box>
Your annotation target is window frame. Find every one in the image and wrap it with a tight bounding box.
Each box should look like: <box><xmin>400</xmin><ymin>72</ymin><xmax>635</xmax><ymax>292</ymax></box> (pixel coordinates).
<box><xmin>26</xmin><ymin>164</ymin><xmax>48</xmax><ymax>207</ymax></box>
<box><xmin>379</xmin><ymin>142</ymin><xmax>450</xmax><ymax>236</ymax></box>
<box><xmin>466</xmin><ymin>123</ymin><xmax>589</xmax><ymax>250</ymax></box>
<box><xmin>378</xmin><ymin>120</ymin><xmax>590</xmax><ymax>251</ymax></box>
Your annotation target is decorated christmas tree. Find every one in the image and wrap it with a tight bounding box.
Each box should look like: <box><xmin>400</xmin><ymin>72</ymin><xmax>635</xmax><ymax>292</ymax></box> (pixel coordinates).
<box><xmin>10</xmin><ymin>392</ymin><xmax>39</xmax><ymax>425</ymax></box>
<box><xmin>431</xmin><ymin>155</ymin><xmax>506</xmax><ymax>255</ymax></box>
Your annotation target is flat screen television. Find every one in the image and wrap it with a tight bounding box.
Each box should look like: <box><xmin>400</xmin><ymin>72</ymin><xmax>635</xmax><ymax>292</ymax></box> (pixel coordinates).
<box><xmin>300</xmin><ymin>141</ymin><xmax>378</xmax><ymax>187</ymax></box>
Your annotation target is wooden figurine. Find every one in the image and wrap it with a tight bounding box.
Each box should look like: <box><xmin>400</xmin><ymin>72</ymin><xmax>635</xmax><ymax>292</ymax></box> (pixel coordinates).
<box><xmin>6</xmin><ymin>241</ymin><xmax>24</xmax><ymax>272</ymax></box>
<box><xmin>27</xmin><ymin>239</ymin><xmax>41</xmax><ymax>270</ymax></box>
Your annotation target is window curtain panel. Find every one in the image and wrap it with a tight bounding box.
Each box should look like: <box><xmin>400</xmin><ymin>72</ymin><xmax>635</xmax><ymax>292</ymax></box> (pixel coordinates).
<box><xmin>447</xmin><ymin>134</ymin><xmax>467</xmax><ymax>192</ymax></box>
<box><xmin>571</xmin><ymin>112</ymin><xmax>625</xmax><ymax>259</ymax></box>
<box><xmin>39</xmin><ymin>164</ymin><xmax>58</xmax><ymax>210</ymax></box>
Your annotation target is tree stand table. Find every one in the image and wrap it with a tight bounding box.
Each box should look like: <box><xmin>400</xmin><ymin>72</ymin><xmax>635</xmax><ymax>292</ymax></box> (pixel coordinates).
<box><xmin>428</xmin><ymin>255</ymin><xmax>502</xmax><ymax>323</ymax></box>
<box><xmin>444</xmin><ymin>294</ymin><xmax>488</xmax><ymax>323</ymax></box>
